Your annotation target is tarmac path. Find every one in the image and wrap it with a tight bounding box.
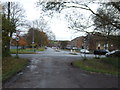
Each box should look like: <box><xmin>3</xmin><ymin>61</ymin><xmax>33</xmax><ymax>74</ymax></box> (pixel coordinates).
<box><xmin>3</xmin><ymin>47</ymin><xmax>118</xmax><ymax>88</ymax></box>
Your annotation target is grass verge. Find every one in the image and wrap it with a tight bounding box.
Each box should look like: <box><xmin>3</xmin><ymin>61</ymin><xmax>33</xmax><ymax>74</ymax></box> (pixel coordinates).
<box><xmin>69</xmin><ymin>53</ymin><xmax>78</xmax><ymax>55</ymax></box>
<box><xmin>36</xmin><ymin>47</ymin><xmax>45</xmax><ymax>51</ymax></box>
<box><xmin>2</xmin><ymin>56</ymin><xmax>29</xmax><ymax>82</ymax></box>
<box><xmin>10</xmin><ymin>48</ymin><xmax>36</xmax><ymax>54</ymax></box>
<box><xmin>72</xmin><ymin>57</ymin><xmax>120</xmax><ymax>75</ymax></box>
<box><xmin>10</xmin><ymin>47</ymin><xmax>45</xmax><ymax>54</ymax></box>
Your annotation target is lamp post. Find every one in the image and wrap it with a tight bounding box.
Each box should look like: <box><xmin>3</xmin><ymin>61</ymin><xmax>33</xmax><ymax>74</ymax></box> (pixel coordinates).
<box><xmin>84</xmin><ymin>37</ymin><xmax>87</xmax><ymax>60</ymax></box>
<box><xmin>32</xmin><ymin>29</ymin><xmax>34</xmax><ymax>52</ymax></box>
<box><xmin>32</xmin><ymin>22</ymin><xmax>35</xmax><ymax>52</ymax></box>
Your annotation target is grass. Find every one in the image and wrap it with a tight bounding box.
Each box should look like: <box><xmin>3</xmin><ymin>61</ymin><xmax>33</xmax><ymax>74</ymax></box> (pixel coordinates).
<box><xmin>10</xmin><ymin>48</ymin><xmax>35</xmax><ymax>54</ymax></box>
<box><xmin>10</xmin><ymin>47</ymin><xmax>45</xmax><ymax>54</ymax></box>
<box><xmin>2</xmin><ymin>56</ymin><xmax>29</xmax><ymax>82</ymax></box>
<box><xmin>72</xmin><ymin>57</ymin><xmax>120</xmax><ymax>75</ymax></box>
<box><xmin>69</xmin><ymin>53</ymin><xmax>78</xmax><ymax>55</ymax></box>
<box><xmin>36</xmin><ymin>47</ymin><xmax>45</xmax><ymax>51</ymax></box>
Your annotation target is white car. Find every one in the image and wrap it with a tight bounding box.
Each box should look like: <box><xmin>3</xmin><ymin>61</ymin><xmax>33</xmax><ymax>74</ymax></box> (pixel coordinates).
<box><xmin>105</xmin><ymin>50</ymin><xmax>120</xmax><ymax>57</ymax></box>
<box><xmin>72</xmin><ymin>47</ymin><xmax>77</xmax><ymax>50</ymax></box>
<box><xmin>80</xmin><ymin>49</ymin><xmax>90</xmax><ymax>53</ymax></box>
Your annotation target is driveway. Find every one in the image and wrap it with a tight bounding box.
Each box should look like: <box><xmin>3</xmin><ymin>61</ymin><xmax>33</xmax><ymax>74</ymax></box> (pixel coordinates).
<box><xmin>3</xmin><ymin>47</ymin><xmax>118</xmax><ymax>88</ymax></box>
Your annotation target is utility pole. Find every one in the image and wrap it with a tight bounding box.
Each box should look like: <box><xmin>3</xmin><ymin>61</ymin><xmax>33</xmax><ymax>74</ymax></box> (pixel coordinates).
<box><xmin>32</xmin><ymin>22</ymin><xmax>35</xmax><ymax>52</ymax></box>
<box><xmin>7</xmin><ymin>2</ymin><xmax>11</xmax><ymax>19</ymax></box>
<box><xmin>84</xmin><ymin>37</ymin><xmax>87</xmax><ymax>60</ymax></box>
<box><xmin>5</xmin><ymin>2</ymin><xmax>11</xmax><ymax>55</ymax></box>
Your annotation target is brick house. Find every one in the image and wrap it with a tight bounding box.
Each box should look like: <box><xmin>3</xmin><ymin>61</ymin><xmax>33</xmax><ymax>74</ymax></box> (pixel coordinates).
<box><xmin>69</xmin><ymin>32</ymin><xmax>119</xmax><ymax>51</ymax></box>
<box><xmin>69</xmin><ymin>36</ymin><xmax>84</xmax><ymax>49</ymax></box>
<box><xmin>87</xmin><ymin>32</ymin><xmax>119</xmax><ymax>50</ymax></box>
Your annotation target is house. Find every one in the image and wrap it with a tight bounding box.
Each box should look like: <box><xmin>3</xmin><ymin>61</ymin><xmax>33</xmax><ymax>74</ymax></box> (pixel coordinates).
<box><xmin>87</xmin><ymin>32</ymin><xmax>119</xmax><ymax>50</ymax></box>
<box><xmin>70</xmin><ymin>36</ymin><xmax>84</xmax><ymax>49</ymax></box>
<box><xmin>69</xmin><ymin>32</ymin><xmax>120</xmax><ymax>51</ymax></box>
<box><xmin>48</xmin><ymin>40</ymin><xmax>61</xmax><ymax>47</ymax></box>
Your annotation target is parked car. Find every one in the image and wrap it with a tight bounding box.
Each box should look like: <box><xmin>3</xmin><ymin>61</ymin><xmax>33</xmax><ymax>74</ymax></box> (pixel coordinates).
<box><xmin>52</xmin><ymin>47</ymin><xmax>56</xmax><ymax>49</ymax></box>
<box><xmin>66</xmin><ymin>46</ymin><xmax>72</xmax><ymax>50</ymax></box>
<box><xmin>80</xmin><ymin>49</ymin><xmax>90</xmax><ymax>54</ymax></box>
<box><xmin>94</xmin><ymin>49</ymin><xmax>109</xmax><ymax>55</ymax></box>
<box><xmin>45</xmin><ymin>46</ymin><xmax>47</xmax><ymax>49</ymax></box>
<box><xmin>106</xmin><ymin>50</ymin><xmax>120</xmax><ymax>57</ymax></box>
<box><xmin>72</xmin><ymin>47</ymin><xmax>77</xmax><ymax>50</ymax></box>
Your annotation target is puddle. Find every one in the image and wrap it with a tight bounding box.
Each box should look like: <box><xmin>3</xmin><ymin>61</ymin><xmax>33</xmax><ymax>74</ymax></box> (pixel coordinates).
<box><xmin>17</xmin><ymin>72</ymin><xmax>23</xmax><ymax>75</ymax></box>
<box><xmin>28</xmin><ymin>65</ymin><xmax>37</xmax><ymax>71</ymax></box>
<box><xmin>27</xmin><ymin>66</ymin><xmax>30</xmax><ymax>68</ymax></box>
<box><xmin>31</xmin><ymin>59</ymin><xmax>39</xmax><ymax>64</ymax></box>
<box><xmin>56</xmin><ymin>71</ymin><xmax>60</xmax><ymax>74</ymax></box>
<box><xmin>81</xmin><ymin>73</ymin><xmax>88</xmax><ymax>77</ymax></box>
<box><xmin>34</xmin><ymin>72</ymin><xmax>39</xmax><ymax>74</ymax></box>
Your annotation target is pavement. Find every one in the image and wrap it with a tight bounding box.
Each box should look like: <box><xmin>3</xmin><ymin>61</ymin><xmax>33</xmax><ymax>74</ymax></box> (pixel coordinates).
<box><xmin>3</xmin><ymin>47</ymin><xmax>119</xmax><ymax>88</ymax></box>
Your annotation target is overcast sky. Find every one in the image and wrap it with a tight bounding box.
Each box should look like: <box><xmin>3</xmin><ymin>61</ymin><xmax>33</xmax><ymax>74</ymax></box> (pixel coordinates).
<box><xmin>1</xmin><ymin>0</ymin><xmax>101</xmax><ymax>40</ymax></box>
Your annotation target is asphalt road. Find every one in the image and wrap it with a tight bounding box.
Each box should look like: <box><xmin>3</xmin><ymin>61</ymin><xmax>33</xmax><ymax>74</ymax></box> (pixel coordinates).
<box><xmin>3</xmin><ymin>47</ymin><xmax>118</xmax><ymax>88</ymax></box>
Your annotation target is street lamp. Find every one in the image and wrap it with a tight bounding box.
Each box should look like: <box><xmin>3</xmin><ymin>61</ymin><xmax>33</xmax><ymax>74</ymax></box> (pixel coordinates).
<box><xmin>32</xmin><ymin>22</ymin><xmax>35</xmax><ymax>52</ymax></box>
<box><xmin>84</xmin><ymin>38</ymin><xmax>87</xmax><ymax>60</ymax></box>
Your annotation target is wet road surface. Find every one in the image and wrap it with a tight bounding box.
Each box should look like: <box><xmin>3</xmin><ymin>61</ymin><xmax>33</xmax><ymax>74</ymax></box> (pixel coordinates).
<box><xmin>3</xmin><ymin>47</ymin><xmax>118</xmax><ymax>88</ymax></box>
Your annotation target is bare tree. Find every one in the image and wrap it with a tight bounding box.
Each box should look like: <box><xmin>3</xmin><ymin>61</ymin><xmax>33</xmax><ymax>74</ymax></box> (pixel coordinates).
<box><xmin>46</xmin><ymin>30</ymin><xmax>56</xmax><ymax>40</ymax></box>
<box><xmin>93</xmin><ymin>6</ymin><xmax>119</xmax><ymax>36</ymax></box>
<box><xmin>2</xmin><ymin>2</ymin><xmax>26</xmax><ymax>37</ymax></box>
<box><xmin>92</xmin><ymin>2</ymin><xmax>120</xmax><ymax>49</ymax></box>
<box><xmin>64</xmin><ymin>10</ymin><xmax>94</xmax><ymax>33</ymax></box>
<box><xmin>2</xmin><ymin>2</ymin><xmax>26</xmax><ymax>57</ymax></box>
<box><xmin>37</xmin><ymin>0</ymin><xmax>120</xmax><ymax>30</ymax></box>
<box><xmin>32</xmin><ymin>16</ymin><xmax>56</xmax><ymax>41</ymax></box>
<box><xmin>33</xmin><ymin>17</ymin><xmax>48</xmax><ymax>32</ymax></box>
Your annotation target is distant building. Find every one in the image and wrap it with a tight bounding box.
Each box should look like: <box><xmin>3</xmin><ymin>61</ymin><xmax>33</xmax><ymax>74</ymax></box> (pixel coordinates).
<box><xmin>48</xmin><ymin>40</ymin><xmax>69</xmax><ymax>49</ymax></box>
<box><xmin>69</xmin><ymin>36</ymin><xmax>84</xmax><ymax>49</ymax></box>
<box><xmin>87</xmin><ymin>32</ymin><xmax>119</xmax><ymax>50</ymax></box>
<box><xmin>69</xmin><ymin>32</ymin><xmax>120</xmax><ymax>50</ymax></box>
